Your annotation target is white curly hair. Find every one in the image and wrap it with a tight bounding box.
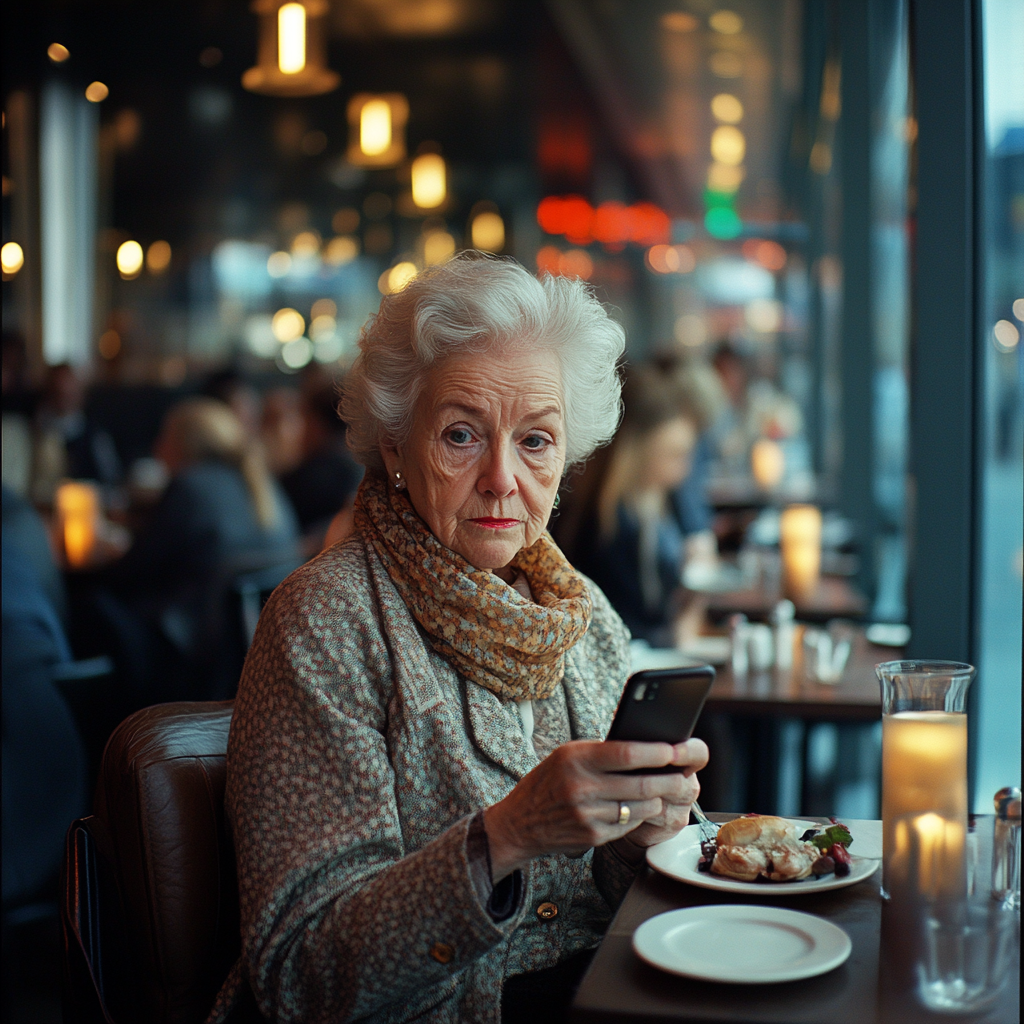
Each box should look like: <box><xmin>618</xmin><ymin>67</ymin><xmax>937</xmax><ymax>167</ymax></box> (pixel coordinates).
<box><xmin>341</xmin><ymin>252</ymin><xmax>625</xmax><ymax>472</ymax></box>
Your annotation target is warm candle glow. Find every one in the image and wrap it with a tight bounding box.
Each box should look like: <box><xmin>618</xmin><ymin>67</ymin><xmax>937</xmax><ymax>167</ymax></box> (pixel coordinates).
<box><xmin>411</xmin><ymin>153</ymin><xmax>446</xmax><ymax>209</ymax></box>
<box><xmin>56</xmin><ymin>482</ymin><xmax>99</xmax><ymax>568</ymax></box>
<box><xmin>360</xmin><ymin>99</ymin><xmax>392</xmax><ymax>157</ymax></box>
<box><xmin>751</xmin><ymin>438</ymin><xmax>785</xmax><ymax>488</ymax></box>
<box><xmin>278</xmin><ymin>3</ymin><xmax>306</xmax><ymax>75</ymax></box>
<box><xmin>882</xmin><ymin>711</ymin><xmax>968</xmax><ymax>897</ymax></box>
<box><xmin>780</xmin><ymin>504</ymin><xmax>821</xmax><ymax>600</ymax></box>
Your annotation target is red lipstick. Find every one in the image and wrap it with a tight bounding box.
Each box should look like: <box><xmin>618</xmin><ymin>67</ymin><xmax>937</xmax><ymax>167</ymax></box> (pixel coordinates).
<box><xmin>471</xmin><ymin>518</ymin><xmax>520</xmax><ymax>529</ymax></box>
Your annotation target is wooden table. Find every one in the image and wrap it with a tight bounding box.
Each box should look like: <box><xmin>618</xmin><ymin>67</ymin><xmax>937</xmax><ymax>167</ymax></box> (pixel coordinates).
<box><xmin>571</xmin><ymin>815</ymin><xmax>1019</xmax><ymax>1024</ymax></box>
<box><xmin>702</xmin><ymin>629</ymin><xmax>888</xmax><ymax>722</ymax></box>
<box><xmin>705</xmin><ymin>576</ymin><xmax>867</xmax><ymax>625</ymax></box>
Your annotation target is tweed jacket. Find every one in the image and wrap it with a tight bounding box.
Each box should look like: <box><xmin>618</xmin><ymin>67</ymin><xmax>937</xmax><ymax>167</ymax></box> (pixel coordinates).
<box><xmin>226</xmin><ymin>529</ymin><xmax>635</xmax><ymax>1024</ymax></box>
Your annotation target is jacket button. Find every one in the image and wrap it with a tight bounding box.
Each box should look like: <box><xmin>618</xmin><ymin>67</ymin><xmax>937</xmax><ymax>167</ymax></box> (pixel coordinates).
<box><xmin>536</xmin><ymin>901</ymin><xmax>559</xmax><ymax>921</ymax></box>
<box><xmin>429</xmin><ymin>942</ymin><xmax>455</xmax><ymax>964</ymax></box>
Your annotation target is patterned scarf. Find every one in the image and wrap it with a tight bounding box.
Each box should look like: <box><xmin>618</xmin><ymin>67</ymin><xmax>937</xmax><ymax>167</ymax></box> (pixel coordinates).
<box><xmin>354</xmin><ymin>470</ymin><xmax>593</xmax><ymax>701</ymax></box>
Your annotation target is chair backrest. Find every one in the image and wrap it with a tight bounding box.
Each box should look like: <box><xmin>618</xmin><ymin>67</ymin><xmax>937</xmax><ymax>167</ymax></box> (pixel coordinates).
<box><xmin>63</xmin><ymin>701</ymin><xmax>238</xmax><ymax>1024</ymax></box>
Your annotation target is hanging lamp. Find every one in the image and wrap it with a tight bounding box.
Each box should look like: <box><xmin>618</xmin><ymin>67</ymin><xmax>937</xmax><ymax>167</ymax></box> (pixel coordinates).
<box><xmin>347</xmin><ymin>93</ymin><xmax>409</xmax><ymax>167</ymax></box>
<box><xmin>243</xmin><ymin>0</ymin><xmax>340</xmax><ymax>98</ymax></box>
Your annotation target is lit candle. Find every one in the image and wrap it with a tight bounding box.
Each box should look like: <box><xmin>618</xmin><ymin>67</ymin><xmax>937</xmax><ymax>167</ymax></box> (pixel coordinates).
<box><xmin>55</xmin><ymin>481</ymin><xmax>100</xmax><ymax>568</ymax></box>
<box><xmin>779</xmin><ymin>504</ymin><xmax>821</xmax><ymax>601</ymax></box>
<box><xmin>882</xmin><ymin>711</ymin><xmax>968</xmax><ymax>898</ymax></box>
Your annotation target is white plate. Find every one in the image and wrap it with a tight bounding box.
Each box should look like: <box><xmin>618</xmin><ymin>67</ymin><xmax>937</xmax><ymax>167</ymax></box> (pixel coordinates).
<box><xmin>646</xmin><ymin>822</ymin><xmax>879</xmax><ymax>895</ymax></box>
<box><xmin>633</xmin><ymin>904</ymin><xmax>852</xmax><ymax>984</ymax></box>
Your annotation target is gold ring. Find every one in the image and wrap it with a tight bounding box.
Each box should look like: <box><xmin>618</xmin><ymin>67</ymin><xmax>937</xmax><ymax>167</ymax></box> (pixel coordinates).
<box><xmin>617</xmin><ymin>802</ymin><xmax>631</xmax><ymax>826</ymax></box>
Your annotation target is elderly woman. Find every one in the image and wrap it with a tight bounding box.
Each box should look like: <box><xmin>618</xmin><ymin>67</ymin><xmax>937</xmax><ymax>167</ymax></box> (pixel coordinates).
<box><xmin>215</xmin><ymin>255</ymin><xmax>708</xmax><ymax>1024</ymax></box>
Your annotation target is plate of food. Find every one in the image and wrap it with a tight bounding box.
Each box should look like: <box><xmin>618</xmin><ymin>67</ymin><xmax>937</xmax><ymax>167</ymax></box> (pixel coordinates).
<box><xmin>633</xmin><ymin>904</ymin><xmax>852</xmax><ymax>983</ymax></box>
<box><xmin>646</xmin><ymin>815</ymin><xmax>879</xmax><ymax>894</ymax></box>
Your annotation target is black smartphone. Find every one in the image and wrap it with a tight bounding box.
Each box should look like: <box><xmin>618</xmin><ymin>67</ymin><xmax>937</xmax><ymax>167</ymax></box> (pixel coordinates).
<box><xmin>605</xmin><ymin>665</ymin><xmax>715</xmax><ymax>774</ymax></box>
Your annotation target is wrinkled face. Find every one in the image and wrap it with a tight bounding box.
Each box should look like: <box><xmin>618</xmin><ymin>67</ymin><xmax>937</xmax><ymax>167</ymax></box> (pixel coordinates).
<box><xmin>383</xmin><ymin>346</ymin><xmax>566</xmax><ymax>580</ymax></box>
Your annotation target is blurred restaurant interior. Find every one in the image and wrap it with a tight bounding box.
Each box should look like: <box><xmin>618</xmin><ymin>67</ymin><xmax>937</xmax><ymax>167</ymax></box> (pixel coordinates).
<box><xmin>2</xmin><ymin>0</ymin><xmax>1021</xmax><ymax>1020</ymax></box>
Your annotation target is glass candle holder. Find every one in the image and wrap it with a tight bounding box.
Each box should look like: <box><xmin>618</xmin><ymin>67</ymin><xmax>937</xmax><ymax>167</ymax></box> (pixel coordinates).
<box><xmin>876</xmin><ymin>661</ymin><xmax>975</xmax><ymax>901</ymax></box>
<box><xmin>780</xmin><ymin>504</ymin><xmax>821</xmax><ymax>601</ymax></box>
<box><xmin>55</xmin><ymin>480</ymin><xmax>100</xmax><ymax>568</ymax></box>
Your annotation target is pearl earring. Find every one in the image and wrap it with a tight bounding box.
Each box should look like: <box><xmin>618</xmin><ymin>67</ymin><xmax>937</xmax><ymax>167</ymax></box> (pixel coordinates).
<box><xmin>394</xmin><ymin>471</ymin><xmax>405</xmax><ymax>491</ymax></box>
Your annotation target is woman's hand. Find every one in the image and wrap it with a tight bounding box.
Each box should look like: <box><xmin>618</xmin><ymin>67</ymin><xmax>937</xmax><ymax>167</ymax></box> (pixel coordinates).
<box><xmin>482</xmin><ymin>737</ymin><xmax>709</xmax><ymax>881</ymax></box>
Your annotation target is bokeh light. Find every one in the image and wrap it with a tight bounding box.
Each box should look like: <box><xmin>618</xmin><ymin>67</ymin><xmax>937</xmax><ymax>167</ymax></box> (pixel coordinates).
<box><xmin>710</xmin><ymin>10</ymin><xmax>744</xmax><ymax>34</ymax></box>
<box><xmin>280</xmin><ymin>337</ymin><xmax>313</xmax><ymax>369</ymax></box>
<box><xmin>705</xmin><ymin>206</ymin><xmax>742</xmax><ymax>239</ymax></box>
<box><xmin>711</xmin><ymin>94</ymin><xmax>744</xmax><ymax>123</ymax></box>
<box><xmin>746</xmin><ymin>298</ymin><xmax>784</xmax><ymax>332</ymax></box>
<box><xmin>116</xmin><ymin>240</ymin><xmax>144</xmax><ymax>278</ymax></box>
<box><xmin>993</xmin><ymin>320</ymin><xmax>1020</xmax><ymax>351</ymax></box>
<box><xmin>711</xmin><ymin>125</ymin><xmax>746</xmax><ymax>165</ymax></box>
<box><xmin>291</xmin><ymin>231</ymin><xmax>320</xmax><ymax>257</ymax></box>
<box><xmin>310</xmin><ymin>314</ymin><xmax>336</xmax><ymax>340</ymax></box>
<box><xmin>1</xmin><ymin>241</ymin><xmax>25</xmax><ymax>275</ymax></box>
<box><xmin>707</xmin><ymin>163</ymin><xmax>745</xmax><ymax>193</ymax></box>
<box><xmin>411</xmin><ymin>153</ymin><xmax>446</xmax><ymax>209</ymax></box>
<box><xmin>1012</xmin><ymin>298</ymin><xmax>1024</xmax><ymax>321</ymax></box>
<box><xmin>146</xmin><ymin>240</ymin><xmax>172</xmax><ymax>274</ymax></box>
<box><xmin>423</xmin><ymin>230</ymin><xmax>455</xmax><ymax>266</ymax></box>
<box><xmin>267</xmin><ymin>251</ymin><xmax>292</xmax><ymax>277</ymax></box>
<box><xmin>380</xmin><ymin>261</ymin><xmax>418</xmax><ymax>294</ymax></box>
<box><xmin>661</xmin><ymin>12</ymin><xmax>699</xmax><ymax>32</ymax></box>
<box><xmin>674</xmin><ymin>314</ymin><xmax>708</xmax><ymax>348</ymax></box>
<box><xmin>742</xmin><ymin>238</ymin><xmax>787</xmax><ymax>272</ymax></box>
<box><xmin>85</xmin><ymin>82</ymin><xmax>109</xmax><ymax>103</ymax></box>
<box><xmin>47</xmin><ymin>43</ymin><xmax>70</xmax><ymax>63</ymax></box>
<box><xmin>646</xmin><ymin>244</ymin><xmax>696</xmax><ymax>274</ymax></box>
<box><xmin>471</xmin><ymin>211</ymin><xmax>505</xmax><ymax>252</ymax></box>
<box><xmin>278</xmin><ymin>3</ymin><xmax>306</xmax><ymax>75</ymax></box>
<box><xmin>360</xmin><ymin>99</ymin><xmax>392</xmax><ymax>156</ymax></box>
<box><xmin>311</xmin><ymin>298</ymin><xmax>337</xmax><ymax>320</ymax></box>
<box><xmin>272</xmin><ymin>307</ymin><xmax>305</xmax><ymax>342</ymax></box>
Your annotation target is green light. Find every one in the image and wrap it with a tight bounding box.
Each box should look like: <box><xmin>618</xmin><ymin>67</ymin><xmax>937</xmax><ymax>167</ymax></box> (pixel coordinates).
<box><xmin>703</xmin><ymin>188</ymin><xmax>738</xmax><ymax>208</ymax></box>
<box><xmin>705</xmin><ymin>207</ymin><xmax>742</xmax><ymax>239</ymax></box>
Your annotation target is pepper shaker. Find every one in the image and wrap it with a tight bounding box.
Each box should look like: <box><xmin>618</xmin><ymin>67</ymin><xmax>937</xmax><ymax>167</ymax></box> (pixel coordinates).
<box><xmin>729</xmin><ymin>614</ymin><xmax>749</xmax><ymax>677</ymax></box>
<box><xmin>992</xmin><ymin>786</ymin><xmax>1021</xmax><ymax>910</ymax></box>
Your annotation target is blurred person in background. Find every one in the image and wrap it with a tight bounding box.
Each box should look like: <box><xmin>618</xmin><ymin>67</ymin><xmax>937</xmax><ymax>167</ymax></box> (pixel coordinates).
<box><xmin>84</xmin><ymin>398</ymin><xmax>299</xmax><ymax>703</ymax></box>
<box><xmin>30</xmin><ymin>363</ymin><xmax>122</xmax><ymax>503</ymax></box>
<box><xmin>1</xmin><ymin>332</ymin><xmax>35</xmax><ymax>497</ymax></box>
<box><xmin>280</xmin><ymin>382</ymin><xmax>363</xmax><ymax>555</ymax></box>
<box><xmin>3</xmin><ymin>488</ymin><xmax>87</xmax><ymax>915</ymax></box>
<box><xmin>261</xmin><ymin>386</ymin><xmax>305</xmax><ymax>477</ymax></box>
<box><xmin>202</xmin><ymin>366</ymin><xmax>263</xmax><ymax>438</ymax></box>
<box><xmin>655</xmin><ymin>354</ymin><xmax>728</xmax><ymax>561</ymax></box>
<box><xmin>554</xmin><ymin>364</ymin><xmax>703</xmax><ymax>646</ymax></box>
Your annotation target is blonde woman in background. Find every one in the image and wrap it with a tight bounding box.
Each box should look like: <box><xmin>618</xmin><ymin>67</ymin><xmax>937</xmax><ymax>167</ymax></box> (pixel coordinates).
<box><xmin>554</xmin><ymin>364</ymin><xmax>704</xmax><ymax>646</ymax></box>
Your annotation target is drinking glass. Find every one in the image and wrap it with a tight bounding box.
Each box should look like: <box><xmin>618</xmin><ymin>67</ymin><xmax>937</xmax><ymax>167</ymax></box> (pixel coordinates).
<box><xmin>876</xmin><ymin>661</ymin><xmax>975</xmax><ymax>901</ymax></box>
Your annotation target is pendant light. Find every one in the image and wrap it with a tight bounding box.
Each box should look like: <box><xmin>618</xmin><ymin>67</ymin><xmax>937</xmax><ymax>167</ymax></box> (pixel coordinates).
<box><xmin>243</xmin><ymin>0</ymin><xmax>340</xmax><ymax>98</ymax></box>
<box><xmin>347</xmin><ymin>93</ymin><xmax>409</xmax><ymax>167</ymax></box>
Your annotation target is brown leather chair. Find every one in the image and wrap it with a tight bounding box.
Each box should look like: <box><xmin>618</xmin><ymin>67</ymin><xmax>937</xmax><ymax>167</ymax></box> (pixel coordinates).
<box><xmin>61</xmin><ymin>701</ymin><xmax>262</xmax><ymax>1024</ymax></box>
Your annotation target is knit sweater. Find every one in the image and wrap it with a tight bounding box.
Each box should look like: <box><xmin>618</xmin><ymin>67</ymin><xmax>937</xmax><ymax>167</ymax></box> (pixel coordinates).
<box><xmin>223</xmin><ymin>529</ymin><xmax>635</xmax><ymax>1024</ymax></box>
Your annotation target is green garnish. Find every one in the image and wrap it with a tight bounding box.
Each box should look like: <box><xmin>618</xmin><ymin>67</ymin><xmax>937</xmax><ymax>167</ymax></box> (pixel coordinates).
<box><xmin>810</xmin><ymin>824</ymin><xmax>853</xmax><ymax>852</ymax></box>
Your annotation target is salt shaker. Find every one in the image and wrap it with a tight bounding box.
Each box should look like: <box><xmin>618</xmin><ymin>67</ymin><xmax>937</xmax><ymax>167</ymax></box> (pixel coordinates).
<box><xmin>730</xmin><ymin>614</ymin><xmax>749</xmax><ymax>677</ymax></box>
<box><xmin>771</xmin><ymin>599</ymin><xmax>796</xmax><ymax>671</ymax></box>
<box><xmin>747</xmin><ymin>623</ymin><xmax>774</xmax><ymax>672</ymax></box>
<box><xmin>992</xmin><ymin>786</ymin><xmax>1021</xmax><ymax>910</ymax></box>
